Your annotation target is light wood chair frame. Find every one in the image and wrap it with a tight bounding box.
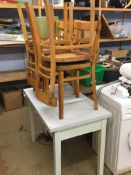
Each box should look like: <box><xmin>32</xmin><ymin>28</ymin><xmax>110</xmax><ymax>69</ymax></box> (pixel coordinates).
<box><xmin>18</xmin><ymin>4</ymin><xmax>37</xmax><ymax>87</ymax></box>
<box><xmin>25</xmin><ymin>0</ymin><xmax>99</xmax><ymax>119</ymax></box>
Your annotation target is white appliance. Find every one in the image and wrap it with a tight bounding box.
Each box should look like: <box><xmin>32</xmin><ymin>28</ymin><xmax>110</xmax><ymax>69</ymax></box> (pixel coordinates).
<box><xmin>93</xmin><ymin>83</ymin><xmax>131</xmax><ymax>175</ymax></box>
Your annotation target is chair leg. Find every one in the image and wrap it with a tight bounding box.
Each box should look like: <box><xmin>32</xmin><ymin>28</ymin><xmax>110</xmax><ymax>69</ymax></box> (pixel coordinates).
<box><xmin>40</xmin><ymin>78</ymin><xmax>44</xmax><ymax>89</ymax></box>
<box><xmin>35</xmin><ymin>72</ymin><xmax>40</xmax><ymax>90</ymax></box>
<box><xmin>91</xmin><ymin>62</ymin><xmax>98</xmax><ymax>110</ymax></box>
<box><xmin>71</xmin><ymin>70</ymin><xmax>79</xmax><ymax>98</ymax></box>
<box><xmin>39</xmin><ymin>78</ymin><xmax>48</xmax><ymax>92</ymax></box>
<box><xmin>75</xmin><ymin>70</ymin><xmax>80</xmax><ymax>97</ymax></box>
<box><xmin>58</xmin><ymin>71</ymin><xmax>64</xmax><ymax>120</ymax></box>
<box><xmin>35</xmin><ymin>75</ymin><xmax>57</xmax><ymax>107</ymax></box>
<box><xmin>45</xmin><ymin>79</ymin><xmax>49</xmax><ymax>92</ymax></box>
<box><xmin>43</xmin><ymin>62</ymin><xmax>50</xmax><ymax>93</ymax></box>
<box><xmin>42</xmin><ymin>72</ymin><xmax>49</xmax><ymax>93</ymax></box>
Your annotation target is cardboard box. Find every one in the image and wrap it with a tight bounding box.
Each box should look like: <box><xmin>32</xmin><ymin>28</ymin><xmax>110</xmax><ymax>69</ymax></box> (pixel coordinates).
<box><xmin>0</xmin><ymin>87</ymin><xmax>23</xmax><ymax>112</ymax></box>
<box><xmin>105</xmin><ymin>49</ymin><xmax>128</xmax><ymax>58</ymax></box>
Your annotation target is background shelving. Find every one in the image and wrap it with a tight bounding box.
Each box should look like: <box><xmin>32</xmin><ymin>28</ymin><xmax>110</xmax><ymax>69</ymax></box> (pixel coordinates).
<box><xmin>100</xmin><ymin>37</ymin><xmax>131</xmax><ymax>42</ymax></box>
<box><xmin>1</xmin><ymin>1</ymin><xmax>131</xmax><ymax>82</ymax></box>
<box><xmin>0</xmin><ymin>70</ymin><xmax>26</xmax><ymax>83</ymax></box>
<box><xmin>0</xmin><ymin>41</ymin><xmax>25</xmax><ymax>47</ymax></box>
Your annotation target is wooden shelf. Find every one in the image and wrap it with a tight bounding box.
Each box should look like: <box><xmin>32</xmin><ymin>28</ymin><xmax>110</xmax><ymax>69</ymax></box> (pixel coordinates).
<box><xmin>0</xmin><ymin>3</ymin><xmax>99</xmax><ymax>10</ymax></box>
<box><xmin>0</xmin><ymin>44</ymin><xmax>25</xmax><ymax>47</ymax></box>
<box><xmin>0</xmin><ymin>70</ymin><xmax>27</xmax><ymax>83</ymax></box>
<box><xmin>0</xmin><ymin>3</ymin><xmax>93</xmax><ymax>10</ymax></box>
<box><xmin>73</xmin><ymin>6</ymin><xmax>93</xmax><ymax>11</ymax></box>
<box><xmin>0</xmin><ymin>3</ymin><xmax>25</xmax><ymax>8</ymax></box>
<box><xmin>0</xmin><ymin>41</ymin><xmax>25</xmax><ymax>47</ymax></box>
<box><xmin>72</xmin><ymin>7</ymin><xmax>131</xmax><ymax>11</ymax></box>
<box><xmin>100</xmin><ymin>37</ymin><xmax>131</xmax><ymax>42</ymax></box>
<box><xmin>2</xmin><ymin>38</ymin><xmax>130</xmax><ymax>44</ymax></box>
<box><xmin>0</xmin><ymin>3</ymin><xmax>63</xmax><ymax>9</ymax></box>
<box><xmin>1</xmin><ymin>3</ymin><xmax>131</xmax><ymax>12</ymax></box>
<box><xmin>101</xmin><ymin>7</ymin><xmax>131</xmax><ymax>12</ymax></box>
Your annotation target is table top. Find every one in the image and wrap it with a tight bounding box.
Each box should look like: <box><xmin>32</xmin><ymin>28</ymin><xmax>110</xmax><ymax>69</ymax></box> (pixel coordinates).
<box><xmin>24</xmin><ymin>84</ymin><xmax>111</xmax><ymax>133</ymax></box>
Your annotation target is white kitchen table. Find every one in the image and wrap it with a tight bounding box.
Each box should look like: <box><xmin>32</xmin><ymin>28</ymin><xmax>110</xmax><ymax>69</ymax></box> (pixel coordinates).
<box><xmin>24</xmin><ymin>84</ymin><xmax>111</xmax><ymax>175</ymax></box>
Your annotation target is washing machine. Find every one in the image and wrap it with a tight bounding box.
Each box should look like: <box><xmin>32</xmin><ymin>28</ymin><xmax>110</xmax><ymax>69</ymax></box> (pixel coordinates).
<box><xmin>93</xmin><ymin>83</ymin><xmax>131</xmax><ymax>175</ymax></box>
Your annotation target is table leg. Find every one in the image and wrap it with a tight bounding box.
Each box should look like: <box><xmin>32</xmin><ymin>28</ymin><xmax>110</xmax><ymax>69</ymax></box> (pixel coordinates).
<box><xmin>29</xmin><ymin>104</ymin><xmax>36</xmax><ymax>143</ymax></box>
<box><xmin>53</xmin><ymin>132</ymin><xmax>61</xmax><ymax>175</ymax></box>
<box><xmin>97</xmin><ymin>119</ymin><xmax>107</xmax><ymax>175</ymax></box>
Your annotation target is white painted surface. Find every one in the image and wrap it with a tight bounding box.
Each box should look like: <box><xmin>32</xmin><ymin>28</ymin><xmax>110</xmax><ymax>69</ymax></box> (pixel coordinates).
<box><xmin>120</xmin><ymin>63</ymin><xmax>131</xmax><ymax>80</ymax></box>
<box><xmin>52</xmin><ymin>119</ymin><xmax>107</xmax><ymax>175</ymax></box>
<box><xmin>0</xmin><ymin>41</ymin><xmax>25</xmax><ymax>45</ymax></box>
<box><xmin>117</xmin><ymin>119</ymin><xmax>131</xmax><ymax>174</ymax></box>
<box><xmin>93</xmin><ymin>82</ymin><xmax>131</xmax><ymax>175</ymax></box>
<box><xmin>97</xmin><ymin>120</ymin><xmax>107</xmax><ymax>175</ymax></box>
<box><xmin>99</xmin><ymin>83</ymin><xmax>131</xmax><ymax>118</ymax></box>
<box><xmin>26</xmin><ymin>84</ymin><xmax>111</xmax><ymax>175</ymax></box>
<box><xmin>24</xmin><ymin>84</ymin><xmax>111</xmax><ymax>133</ymax></box>
<box><xmin>53</xmin><ymin>133</ymin><xmax>61</xmax><ymax>175</ymax></box>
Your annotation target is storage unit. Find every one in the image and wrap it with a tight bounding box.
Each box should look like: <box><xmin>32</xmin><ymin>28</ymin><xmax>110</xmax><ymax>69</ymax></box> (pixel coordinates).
<box><xmin>93</xmin><ymin>83</ymin><xmax>131</xmax><ymax>175</ymax></box>
<box><xmin>1</xmin><ymin>1</ymin><xmax>131</xmax><ymax>84</ymax></box>
<box><xmin>0</xmin><ymin>4</ymin><xmax>31</xmax><ymax>83</ymax></box>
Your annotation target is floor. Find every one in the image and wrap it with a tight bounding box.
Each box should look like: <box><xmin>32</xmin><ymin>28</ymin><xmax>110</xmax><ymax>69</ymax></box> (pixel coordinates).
<box><xmin>0</xmin><ymin>106</ymin><xmax>130</xmax><ymax>175</ymax></box>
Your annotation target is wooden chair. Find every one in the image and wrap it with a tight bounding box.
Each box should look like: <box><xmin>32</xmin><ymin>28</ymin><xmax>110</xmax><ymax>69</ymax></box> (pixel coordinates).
<box><xmin>18</xmin><ymin>3</ymin><xmax>66</xmax><ymax>89</ymax></box>
<box><xmin>18</xmin><ymin>3</ymin><xmax>50</xmax><ymax>88</ymax></box>
<box><xmin>25</xmin><ymin>0</ymin><xmax>99</xmax><ymax>119</ymax></box>
<box><xmin>17</xmin><ymin>4</ymin><xmax>37</xmax><ymax>87</ymax></box>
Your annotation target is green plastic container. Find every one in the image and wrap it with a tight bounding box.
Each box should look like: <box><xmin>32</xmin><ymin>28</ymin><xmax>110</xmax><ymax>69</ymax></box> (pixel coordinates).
<box><xmin>80</xmin><ymin>64</ymin><xmax>107</xmax><ymax>87</ymax></box>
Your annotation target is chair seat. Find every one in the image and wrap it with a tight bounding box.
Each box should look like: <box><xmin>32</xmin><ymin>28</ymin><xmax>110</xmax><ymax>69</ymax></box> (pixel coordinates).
<box><xmin>56</xmin><ymin>60</ymin><xmax>91</xmax><ymax>71</ymax></box>
<box><xmin>42</xmin><ymin>51</ymin><xmax>91</xmax><ymax>63</ymax></box>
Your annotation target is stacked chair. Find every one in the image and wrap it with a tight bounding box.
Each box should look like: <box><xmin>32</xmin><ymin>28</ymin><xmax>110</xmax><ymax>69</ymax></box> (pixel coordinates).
<box><xmin>22</xmin><ymin>0</ymin><xmax>100</xmax><ymax>119</ymax></box>
<box><xmin>18</xmin><ymin>4</ymin><xmax>37</xmax><ymax>87</ymax></box>
<box><xmin>18</xmin><ymin>2</ymin><xmax>49</xmax><ymax>87</ymax></box>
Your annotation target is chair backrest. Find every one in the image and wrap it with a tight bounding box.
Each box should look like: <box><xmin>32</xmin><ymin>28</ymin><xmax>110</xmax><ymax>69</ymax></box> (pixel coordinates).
<box><xmin>25</xmin><ymin>3</ymin><xmax>41</xmax><ymax>55</ymax></box>
<box><xmin>56</xmin><ymin>20</ymin><xmax>64</xmax><ymax>39</ymax></box>
<box><xmin>25</xmin><ymin>2</ymin><xmax>57</xmax><ymax>98</ymax></box>
<box><xmin>69</xmin><ymin>1</ymin><xmax>98</xmax><ymax>47</ymax></box>
<box><xmin>44</xmin><ymin>0</ymin><xmax>98</xmax><ymax>55</ymax></box>
<box><xmin>17</xmin><ymin>4</ymin><xmax>28</xmax><ymax>42</ymax></box>
<box><xmin>74</xmin><ymin>20</ymin><xmax>97</xmax><ymax>36</ymax></box>
<box><xmin>72</xmin><ymin>3</ymin><xmax>100</xmax><ymax>59</ymax></box>
<box><xmin>44</xmin><ymin>0</ymin><xmax>56</xmax><ymax>59</ymax></box>
<box><xmin>18</xmin><ymin>4</ymin><xmax>38</xmax><ymax>87</ymax></box>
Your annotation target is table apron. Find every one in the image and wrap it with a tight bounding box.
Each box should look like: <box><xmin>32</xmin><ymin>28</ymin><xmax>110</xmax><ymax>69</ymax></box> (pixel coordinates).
<box><xmin>52</xmin><ymin>120</ymin><xmax>104</xmax><ymax>141</ymax></box>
